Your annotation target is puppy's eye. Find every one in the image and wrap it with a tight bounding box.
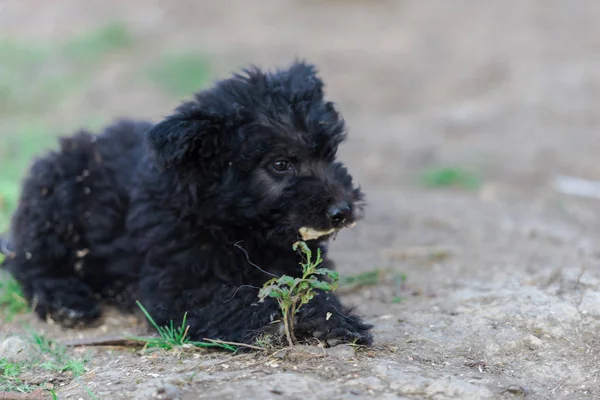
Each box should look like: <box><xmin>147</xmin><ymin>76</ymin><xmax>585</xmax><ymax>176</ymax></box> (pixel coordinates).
<box><xmin>271</xmin><ymin>160</ymin><xmax>291</xmax><ymax>173</ymax></box>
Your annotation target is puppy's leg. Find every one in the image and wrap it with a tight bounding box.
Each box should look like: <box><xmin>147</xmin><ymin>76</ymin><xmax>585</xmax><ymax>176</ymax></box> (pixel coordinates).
<box><xmin>27</xmin><ymin>275</ymin><xmax>101</xmax><ymax>327</ymax></box>
<box><xmin>5</xmin><ymin>137</ymin><xmax>102</xmax><ymax>327</ymax></box>
<box><xmin>138</xmin><ymin>276</ymin><xmax>281</xmax><ymax>344</ymax></box>
<box><xmin>6</xmin><ymin>233</ymin><xmax>102</xmax><ymax>328</ymax></box>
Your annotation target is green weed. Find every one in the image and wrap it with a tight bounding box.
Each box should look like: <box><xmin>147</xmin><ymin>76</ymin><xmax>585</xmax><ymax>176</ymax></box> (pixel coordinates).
<box><xmin>131</xmin><ymin>301</ymin><xmax>236</xmax><ymax>351</ymax></box>
<box><xmin>258</xmin><ymin>241</ymin><xmax>339</xmax><ymax>347</ymax></box>
<box><xmin>420</xmin><ymin>166</ymin><xmax>482</xmax><ymax>190</ymax></box>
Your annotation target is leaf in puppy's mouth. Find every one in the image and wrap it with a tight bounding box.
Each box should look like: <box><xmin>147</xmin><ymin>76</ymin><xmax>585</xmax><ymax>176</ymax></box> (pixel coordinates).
<box><xmin>298</xmin><ymin>227</ymin><xmax>336</xmax><ymax>241</ymax></box>
<box><xmin>298</xmin><ymin>222</ymin><xmax>356</xmax><ymax>241</ymax></box>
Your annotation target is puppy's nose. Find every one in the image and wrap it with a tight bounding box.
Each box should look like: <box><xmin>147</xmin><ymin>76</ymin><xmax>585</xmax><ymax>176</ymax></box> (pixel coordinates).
<box><xmin>327</xmin><ymin>201</ymin><xmax>351</xmax><ymax>227</ymax></box>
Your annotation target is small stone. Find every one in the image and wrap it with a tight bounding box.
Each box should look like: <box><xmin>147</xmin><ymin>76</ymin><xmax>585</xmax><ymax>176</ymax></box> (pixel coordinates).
<box><xmin>0</xmin><ymin>336</ymin><xmax>39</xmax><ymax>363</ymax></box>
<box><xmin>155</xmin><ymin>383</ymin><xmax>182</xmax><ymax>399</ymax></box>
<box><xmin>504</xmin><ymin>385</ymin><xmax>528</xmax><ymax>396</ymax></box>
<box><xmin>272</xmin><ymin>349</ymin><xmax>288</xmax><ymax>359</ymax></box>
<box><xmin>524</xmin><ymin>334</ymin><xmax>543</xmax><ymax>350</ymax></box>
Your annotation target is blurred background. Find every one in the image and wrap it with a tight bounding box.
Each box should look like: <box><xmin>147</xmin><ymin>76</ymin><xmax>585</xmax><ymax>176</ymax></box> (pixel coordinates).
<box><xmin>2</xmin><ymin>1</ymin><xmax>600</xmax><ymax>223</ymax></box>
<box><xmin>3</xmin><ymin>1</ymin><xmax>600</xmax><ymax>396</ymax></box>
<box><xmin>2</xmin><ymin>1</ymin><xmax>600</xmax><ymax>222</ymax></box>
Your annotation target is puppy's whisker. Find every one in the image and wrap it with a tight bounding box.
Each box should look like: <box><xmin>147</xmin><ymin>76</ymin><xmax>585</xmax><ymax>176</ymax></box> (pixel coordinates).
<box><xmin>233</xmin><ymin>241</ymin><xmax>280</xmax><ymax>278</ymax></box>
<box><xmin>224</xmin><ymin>284</ymin><xmax>261</xmax><ymax>303</ymax></box>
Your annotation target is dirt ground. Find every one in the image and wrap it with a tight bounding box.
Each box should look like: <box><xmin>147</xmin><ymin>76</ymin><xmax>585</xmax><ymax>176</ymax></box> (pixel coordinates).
<box><xmin>3</xmin><ymin>1</ymin><xmax>600</xmax><ymax>399</ymax></box>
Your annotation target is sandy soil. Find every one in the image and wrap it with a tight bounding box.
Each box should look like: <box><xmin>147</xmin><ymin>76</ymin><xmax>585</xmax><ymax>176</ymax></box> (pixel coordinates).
<box><xmin>3</xmin><ymin>1</ymin><xmax>600</xmax><ymax>399</ymax></box>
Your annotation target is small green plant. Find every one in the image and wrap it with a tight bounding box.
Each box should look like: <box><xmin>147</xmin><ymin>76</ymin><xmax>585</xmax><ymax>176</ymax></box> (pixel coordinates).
<box><xmin>253</xmin><ymin>333</ymin><xmax>276</xmax><ymax>349</ymax></box>
<box><xmin>1</xmin><ymin>360</ymin><xmax>22</xmax><ymax>378</ymax></box>
<box><xmin>420</xmin><ymin>166</ymin><xmax>482</xmax><ymax>190</ymax></box>
<box><xmin>259</xmin><ymin>241</ymin><xmax>339</xmax><ymax>347</ymax></box>
<box><xmin>132</xmin><ymin>301</ymin><xmax>236</xmax><ymax>351</ymax></box>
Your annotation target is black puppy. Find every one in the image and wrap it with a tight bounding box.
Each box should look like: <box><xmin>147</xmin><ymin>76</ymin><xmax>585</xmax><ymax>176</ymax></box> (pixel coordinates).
<box><xmin>1</xmin><ymin>61</ymin><xmax>373</xmax><ymax>346</ymax></box>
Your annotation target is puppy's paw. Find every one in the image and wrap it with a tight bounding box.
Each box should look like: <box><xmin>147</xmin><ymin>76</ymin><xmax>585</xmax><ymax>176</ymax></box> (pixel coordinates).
<box><xmin>295</xmin><ymin>308</ymin><xmax>373</xmax><ymax>347</ymax></box>
<box><xmin>32</xmin><ymin>282</ymin><xmax>102</xmax><ymax>328</ymax></box>
<box><xmin>316</xmin><ymin>326</ymin><xmax>373</xmax><ymax>347</ymax></box>
<box><xmin>49</xmin><ymin>301</ymin><xmax>102</xmax><ymax>328</ymax></box>
<box><xmin>311</xmin><ymin>318</ymin><xmax>373</xmax><ymax>347</ymax></box>
<box><xmin>31</xmin><ymin>291</ymin><xmax>102</xmax><ymax>328</ymax></box>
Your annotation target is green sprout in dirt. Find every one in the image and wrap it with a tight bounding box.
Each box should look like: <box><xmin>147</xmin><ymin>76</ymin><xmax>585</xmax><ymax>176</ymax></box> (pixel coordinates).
<box><xmin>258</xmin><ymin>241</ymin><xmax>339</xmax><ymax>347</ymax></box>
<box><xmin>132</xmin><ymin>301</ymin><xmax>236</xmax><ymax>351</ymax></box>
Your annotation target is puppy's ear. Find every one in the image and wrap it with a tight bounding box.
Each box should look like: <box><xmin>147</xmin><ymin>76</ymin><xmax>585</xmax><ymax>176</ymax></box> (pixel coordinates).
<box><xmin>145</xmin><ymin>116</ymin><xmax>222</xmax><ymax>169</ymax></box>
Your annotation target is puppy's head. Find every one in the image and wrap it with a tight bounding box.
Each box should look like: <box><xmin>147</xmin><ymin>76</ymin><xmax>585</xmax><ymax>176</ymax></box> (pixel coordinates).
<box><xmin>146</xmin><ymin>60</ymin><xmax>363</xmax><ymax>245</ymax></box>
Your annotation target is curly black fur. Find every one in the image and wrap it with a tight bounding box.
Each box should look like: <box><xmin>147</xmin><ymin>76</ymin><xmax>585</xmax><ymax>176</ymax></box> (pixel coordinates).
<box><xmin>1</xmin><ymin>61</ymin><xmax>373</xmax><ymax>346</ymax></box>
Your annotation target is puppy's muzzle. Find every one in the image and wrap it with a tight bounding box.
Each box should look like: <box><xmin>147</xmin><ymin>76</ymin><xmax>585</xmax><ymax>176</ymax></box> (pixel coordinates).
<box><xmin>327</xmin><ymin>200</ymin><xmax>351</xmax><ymax>228</ymax></box>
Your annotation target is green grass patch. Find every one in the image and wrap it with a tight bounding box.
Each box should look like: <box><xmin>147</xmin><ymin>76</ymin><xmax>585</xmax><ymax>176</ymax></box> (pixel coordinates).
<box><xmin>0</xmin><ymin>40</ymin><xmax>52</xmax><ymax>113</ymax></box>
<box><xmin>62</xmin><ymin>21</ymin><xmax>132</xmax><ymax>63</ymax></box>
<box><xmin>31</xmin><ymin>332</ymin><xmax>88</xmax><ymax>376</ymax></box>
<box><xmin>0</xmin><ymin>333</ymin><xmax>88</xmax><ymax>393</ymax></box>
<box><xmin>420</xmin><ymin>166</ymin><xmax>482</xmax><ymax>190</ymax></box>
<box><xmin>131</xmin><ymin>301</ymin><xmax>236</xmax><ymax>351</ymax></box>
<box><xmin>340</xmin><ymin>270</ymin><xmax>382</xmax><ymax>289</ymax></box>
<box><xmin>340</xmin><ymin>269</ymin><xmax>407</xmax><ymax>289</ymax></box>
<box><xmin>147</xmin><ymin>53</ymin><xmax>211</xmax><ymax>97</ymax></box>
<box><xmin>0</xmin><ymin>21</ymin><xmax>132</xmax><ymax>115</ymax></box>
<box><xmin>0</xmin><ymin>358</ymin><xmax>37</xmax><ymax>393</ymax></box>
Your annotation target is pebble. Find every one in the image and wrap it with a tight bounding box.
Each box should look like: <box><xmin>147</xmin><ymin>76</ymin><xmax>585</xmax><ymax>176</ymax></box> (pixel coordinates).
<box><xmin>0</xmin><ymin>336</ymin><xmax>39</xmax><ymax>363</ymax></box>
<box><xmin>155</xmin><ymin>383</ymin><xmax>182</xmax><ymax>400</ymax></box>
<box><xmin>524</xmin><ymin>334</ymin><xmax>543</xmax><ymax>350</ymax></box>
